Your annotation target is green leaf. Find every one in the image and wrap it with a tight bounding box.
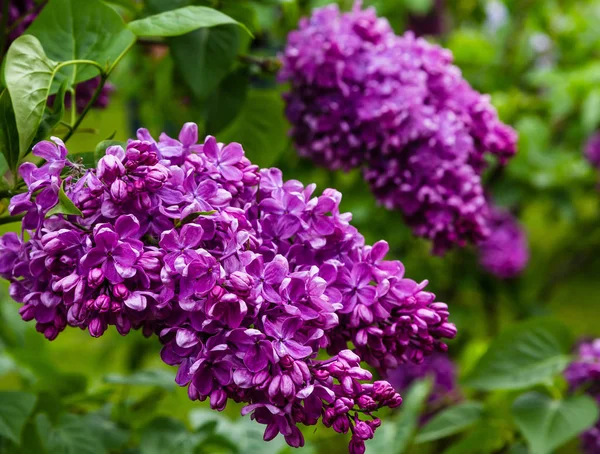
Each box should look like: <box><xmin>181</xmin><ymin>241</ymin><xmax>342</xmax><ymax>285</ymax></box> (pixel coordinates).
<box><xmin>4</xmin><ymin>35</ymin><xmax>57</xmax><ymax>156</ymax></box>
<box><xmin>46</xmin><ymin>181</ymin><xmax>83</xmax><ymax>218</ymax></box>
<box><xmin>442</xmin><ymin>424</ymin><xmax>506</xmax><ymax>454</ymax></box>
<box><xmin>0</xmin><ymin>392</ymin><xmax>37</xmax><ymax>445</ymax></box>
<box><xmin>37</xmin><ymin>413</ymin><xmax>107</xmax><ymax>454</ymax></box>
<box><xmin>415</xmin><ymin>401</ymin><xmax>484</xmax><ymax>444</ymax></box>
<box><xmin>170</xmin><ymin>25</ymin><xmax>240</xmax><ymax>100</ymax></box>
<box><xmin>581</xmin><ymin>88</ymin><xmax>600</xmax><ymax>134</ymax></box>
<box><xmin>139</xmin><ymin>417</ymin><xmax>201</xmax><ymax>454</ymax></box>
<box><xmin>95</xmin><ymin>139</ymin><xmax>126</xmax><ymax>159</ymax></box>
<box><xmin>33</xmin><ymin>81</ymin><xmax>68</xmax><ymax>145</ymax></box>
<box><xmin>463</xmin><ymin>318</ymin><xmax>572</xmax><ymax>391</ymax></box>
<box><xmin>128</xmin><ymin>6</ymin><xmax>251</xmax><ymax>37</ymax></box>
<box><xmin>512</xmin><ymin>392</ymin><xmax>599</xmax><ymax>454</ymax></box>
<box><xmin>82</xmin><ymin>412</ymin><xmax>129</xmax><ymax>450</ymax></box>
<box><xmin>219</xmin><ymin>89</ymin><xmax>289</xmax><ymax>167</ymax></box>
<box><xmin>0</xmin><ymin>89</ymin><xmax>19</xmax><ymax>173</ymax></box>
<box><xmin>206</xmin><ymin>68</ymin><xmax>249</xmax><ymax>134</ymax></box>
<box><xmin>27</xmin><ymin>0</ymin><xmax>135</xmax><ymax>89</ymax></box>
<box><xmin>365</xmin><ymin>379</ymin><xmax>432</xmax><ymax>453</ymax></box>
<box><xmin>103</xmin><ymin>369</ymin><xmax>175</xmax><ymax>389</ymax></box>
<box><xmin>403</xmin><ymin>0</ymin><xmax>434</xmax><ymax>15</ymax></box>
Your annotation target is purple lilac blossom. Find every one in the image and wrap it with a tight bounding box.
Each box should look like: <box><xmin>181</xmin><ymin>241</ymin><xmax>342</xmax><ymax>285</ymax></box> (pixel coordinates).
<box><xmin>280</xmin><ymin>2</ymin><xmax>517</xmax><ymax>254</ymax></box>
<box><xmin>387</xmin><ymin>352</ymin><xmax>458</xmax><ymax>406</ymax></box>
<box><xmin>584</xmin><ymin>132</ymin><xmax>600</xmax><ymax>170</ymax></box>
<box><xmin>565</xmin><ymin>340</ymin><xmax>600</xmax><ymax>454</ymax></box>
<box><xmin>62</xmin><ymin>76</ymin><xmax>115</xmax><ymax>114</ymax></box>
<box><xmin>1</xmin><ymin>0</ymin><xmax>44</xmax><ymax>49</ymax></box>
<box><xmin>0</xmin><ymin>123</ymin><xmax>456</xmax><ymax>453</ymax></box>
<box><xmin>477</xmin><ymin>207</ymin><xmax>529</xmax><ymax>279</ymax></box>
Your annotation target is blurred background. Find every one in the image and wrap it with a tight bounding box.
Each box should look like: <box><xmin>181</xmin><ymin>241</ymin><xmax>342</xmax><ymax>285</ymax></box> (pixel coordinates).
<box><xmin>2</xmin><ymin>0</ymin><xmax>600</xmax><ymax>453</ymax></box>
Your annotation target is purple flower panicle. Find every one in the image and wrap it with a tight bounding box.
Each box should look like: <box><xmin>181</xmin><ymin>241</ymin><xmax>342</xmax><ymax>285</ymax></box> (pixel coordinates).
<box><xmin>584</xmin><ymin>132</ymin><xmax>600</xmax><ymax>170</ymax></box>
<box><xmin>477</xmin><ymin>207</ymin><xmax>529</xmax><ymax>279</ymax></box>
<box><xmin>280</xmin><ymin>3</ymin><xmax>517</xmax><ymax>254</ymax></box>
<box><xmin>0</xmin><ymin>124</ymin><xmax>456</xmax><ymax>452</ymax></box>
<box><xmin>565</xmin><ymin>340</ymin><xmax>600</xmax><ymax>454</ymax></box>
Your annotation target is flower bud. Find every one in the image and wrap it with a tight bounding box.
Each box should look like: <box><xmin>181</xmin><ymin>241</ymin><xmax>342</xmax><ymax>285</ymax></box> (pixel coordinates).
<box><xmin>112</xmin><ymin>284</ymin><xmax>130</xmax><ymax>300</ymax></box>
<box><xmin>89</xmin><ymin>318</ymin><xmax>107</xmax><ymax>337</ymax></box>
<box><xmin>110</xmin><ymin>180</ymin><xmax>128</xmax><ymax>202</ymax></box>
<box><xmin>97</xmin><ymin>155</ymin><xmax>125</xmax><ymax>183</ymax></box>
<box><xmin>94</xmin><ymin>294</ymin><xmax>111</xmax><ymax>312</ymax></box>
<box><xmin>145</xmin><ymin>166</ymin><xmax>169</xmax><ymax>191</ymax></box>
<box><xmin>353</xmin><ymin>421</ymin><xmax>374</xmax><ymax>440</ymax></box>
<box><xmin>88</xmin><ymin>268</ymin><xmax>104</xmax><ymax>288</ymax></box>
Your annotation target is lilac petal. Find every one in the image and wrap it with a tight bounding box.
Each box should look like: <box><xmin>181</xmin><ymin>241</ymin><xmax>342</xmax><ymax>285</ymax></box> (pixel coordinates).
<box><xmin>81</xmin><ymin>248</ymin><xmax>107</xmax><ymax>269</ymax></box>
<box><xmin>220</xmin><ymin>143</ymin><xmax>243</xmax><ymax>165</ymax></box>
<box><xmin>159</xmin><ymin>229</ymin><xmax>180</xmax><ymax>250</ymax></box>
<box><xmin>115</xmin><ymin>214</ymin><xmax>140</xmax><ymax>239</ymax></box>
<box><xmin>203</xmin><ymin>136</ymin><xmax>219</xmax><ymax>161</ymax></box>
<box><xmin>245</xmin><ymin>344</ymin><xmax>269</xmax><ymax>372</ymax></box>
<box><xmin>124</xmin><ymin>292</ymin><xmax>147</xmax><ymax>311</ymax></box>
<box><xmin>176</xmin><ymin>329</ymin><xmax>199</xmax><ymax>348</ymax></box>
<box><xmin>352</xmin><ymin>262</ymin><xmax>373</xmax><ymax>287</ymax></box>
<box><xmin>32</xmin><ymin>140</ymin><xmax>60</xmax><ymax>161</ymax></box>
<box><xmin>282</xmin><ymin>339</ymin><xmax>313</xmax><ymax>359</ymax></box>
<box><xmin>264</xmin><ymin>255</ymin><xmax>289</xmax><ymax>285</ymax></box>
<box><xmin>179</xmin><ymin>122</ymin><xmax>198</xmax><ymax>146</ymax></box>
<box><xmin>180</xmin><ymin>223</ymin><xmax>204</xmax><ymax>249</ymax></box>
<box><xmin>112</xmin><ymin>243</ymin><xmax>139</xmax><ymax>268</ymax></box>
<box><xmin>220</xmin><ymin>164</ymin><xmax>243</xmax><ymax>182</ymax></box>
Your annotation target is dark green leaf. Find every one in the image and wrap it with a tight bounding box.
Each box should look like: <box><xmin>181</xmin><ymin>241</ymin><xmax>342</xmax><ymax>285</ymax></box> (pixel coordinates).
<box><xmin>46</xmin><ymin>180</ymin><xmax>83</xmax><ymax>218</ymax></box>
<box><xmin>104</xmin><ymin>369</ymin><xmax>175</xmax><ymax>389</ymax></box>
<box><xmin>95</xmin><ymin>139</ymin><xmax>126</xmax><ymax>160</ymax></box>
<box><xmin>206</xmin><ymin>68</ymin><xmax>249</xmax><ymax>134</ymax></box>
<box><xmin>128</xmin><ymin>6</ymin><xmax>251</xmax><ymax>37</ymax></box>
<box><xmin>513</xmin><ymin>392</ymin><xmax>598</xmax><ymax>454</ymax></box>
<box><xmin>37</xmin><ymin>413</ymin><xmax>107</xmax><ymax>454</ymax></box>
<box><xmin>463</xmin><ymin>319</ymin><xmax>572</xmax><ymax>391</ymax></box>
<box><xmin>219</xmin><ymin>89</ymin><xmax>288</xmax><ymax>167</ymax></box>
<box><xmin>82</xmin><ymin>413</ymin><xmax>129</xmax><ymax>450</ymax></box>
<box><xmin>170</xmin><ymin>25</ymin><xmax>240</xmax><ymax>100</ymax></box>
<box><xmin>27</xmin><ymin>0</ymin><xmax>135</xmax><ymax>89</ymax></box>
<box><xmin>33</xmin><ymin>81</ymin><xmax>68</xmax><ymax>145</ymax></box>
<box><xmin>4</xmin><ymin>35</ymin><xmax>57</xmax><ymax>156</ymax></box>
<box><xmin>415</xmin><ymin>401</ymin><xmax>484</xmax><ymax>444</ymax></box>
<box><xmin>0</xmin><ymin>89</ymin><xmax>19</xmax><ymax>173</ymax></box>
<box><xmin>0</xmin><ymin>392</ymin><xmax>37</xmax><ymax>445</ymax></box>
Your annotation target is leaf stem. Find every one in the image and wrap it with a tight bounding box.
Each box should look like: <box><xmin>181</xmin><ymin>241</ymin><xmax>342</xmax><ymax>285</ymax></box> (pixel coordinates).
<box><xmin>63</xmin><ymin>76</ymin><xmax>107</xmax><ymax>143</ymax></box>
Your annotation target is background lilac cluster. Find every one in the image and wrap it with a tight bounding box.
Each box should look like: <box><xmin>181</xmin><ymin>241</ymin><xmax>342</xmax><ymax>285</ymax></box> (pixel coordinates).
<box><xmin>279</xmin><ymin>2</ymin><xmax>518</xmax><ymax>254</ymax></box>
<box><xmin>0</xmin><ymin>124</ymin><xmax>456</xmax><ymax>453</ymax></box>
<box><xmin>565</xmin><ymin>340</ymin><xmax>600</xmax><ymax>454</ymax></box>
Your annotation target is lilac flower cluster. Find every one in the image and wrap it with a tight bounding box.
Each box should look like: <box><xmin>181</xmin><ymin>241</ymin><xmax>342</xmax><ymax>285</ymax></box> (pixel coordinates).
<box><xmin>0</xmin><ymin>123</ymin><xmax>456</xmax><ymax>452</ymax></box>
<box><xmin>565</xmin><ymin>339</ymin><xmax>600</xmax><ymax>454</ymax></box>
<box><xmin>1</xmin><ymin>0</ymin><xmax>44</xmax><ymax>49</ymax></box>
<box><xmin>280</xmin><ymin>2</ymin><xmax>517</xmax><ymax>254</ymax></box>
<box><xmin>477</xmin><ymin>207</ymin><xmax>529</xmax><ymax>279</ymax></box>
<box><xmin>584</xmin><ymin>132</ymin><xmax>600</xmax><ymax>170</ymax></box>
<box><xmin>387</xmin><ymin>352</ymin><xmax>459</xmax><ymax>408</ymax></box>
<box><xmin>59</xmin><ymin>76</ymin><xmax>115</xmax><ymax>114</ymax></box>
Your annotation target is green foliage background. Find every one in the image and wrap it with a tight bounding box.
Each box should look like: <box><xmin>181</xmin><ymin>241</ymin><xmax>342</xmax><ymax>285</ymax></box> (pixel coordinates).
<box><xmin>1</xmin><ymin>0</ymin><xmax>600</xmax><ymax>453</ymax></box>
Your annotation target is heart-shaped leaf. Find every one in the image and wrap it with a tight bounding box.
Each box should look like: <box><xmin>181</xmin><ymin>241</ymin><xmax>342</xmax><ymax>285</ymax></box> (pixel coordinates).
<box><xmin>128</xmin><ymin>6</ymin><xmax>251</xmax><ymax>37</ymax></box>
<box><xmin>0</xmin><ymin>392</ymin><xmax>37</xmax><ymax>445</ymax></box>
<box><xmin>415</xmin><ymin>401</ymin><xmax>484</xmax><ymax>444</ymax></box>
<box><xmin>27</xmin><ymin>0</ymin><xmax>135</xmax><ymax>89</ymax></box>
<box><xmin>46</xmin><ymin>180</ymin><xmax>83</xmax><ymax>218</ymax></box>
<box><xmin>463</xmin><ymin>318</ymin><xmax>572</xmax><ymax>391</ymax></box>
<box><xmin>4</xmin><ymin>35</ymin><xmax>58</xmax><ymax>157</ymax></box>
<box><xmin>512</xmin><ymin>392</ymin><xmax>599</xmax><ymax>454</ymax></box>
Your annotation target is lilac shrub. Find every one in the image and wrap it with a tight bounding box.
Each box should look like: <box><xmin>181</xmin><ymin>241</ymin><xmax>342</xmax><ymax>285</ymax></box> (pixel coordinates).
<box><xmin>565</xmin><ymin>340</ymin><xmax>600</xmax><ymax>454</ymax></box>
<box><xmin>280</xmin><ymin>2</ymin><xmax>517</xmax><ymax>254</ymax></box>
<box><xmin>0</xmin><ymin>124</ymin><xmax>456</xmax><ymax>452</ymax></box>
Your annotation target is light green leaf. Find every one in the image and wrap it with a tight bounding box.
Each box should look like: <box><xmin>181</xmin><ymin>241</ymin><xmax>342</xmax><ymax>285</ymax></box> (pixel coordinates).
<box><xmin>442</xmin><ymin>423</ymin><xmax>506</xmax><ymax>454</ymax></box>
<box><xmin>103</xmin><ymin>369</ymin><xmax>175</xmax><ymax>389</ymax></box>
<box><xmin>415</xmin><ymin>401</ymin><xmax>484</xmax><ymax>444</ymax></box>
<box><xmin>46</xmin><ymin>181</ymin><xmax>83</xmax><ymax>218</ymax></box>
<box><xmin>128</xmin><ymin>6</ymin><xmax>251</xmax><ymax>37</ymax></box>
<box><xmin>27</xmin><ymin>0</ymin><xmax>135</xmax><ymax>89</ymax></box>
<box><xmin>219</xmin><ymin>89</ymin><xmax>289</xmax><ymax>167</ymax></box>
<box><xmin>0</xmin><ymin>392</ymin><xmax>37</xmax><ymax>445</ymax></box>
<box><xmin>582</xmin><ymin>88</ymin><xmax>600</xmax><ymax>134</ymax></box>
<box><xmin>0</xmin><ymin>89</ymin><xmax>19</xmax><ymax>173</ymax></box>
<box><xmin>463</xmin><ymin>319</ymin><xmax>572</xmax><ymax>391</ymax></box>
<box><xmin>366</xmin><ymin>379</ymin><xmax>432</xmax><ymax>453</ymax></box>
<box><xmin>512</xmin><ymin>392</ymin><xmax>599</xmax><ymax>454</ymax></box>
<box><xmin>4</xmin><ymin>35</ymin><xmax>57</xmax><ymax>157</ymax></box>
<box><xmin>170</xmin><ymin>25</ymin><xmax>241</xmax><ymax>100</ymax></box>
